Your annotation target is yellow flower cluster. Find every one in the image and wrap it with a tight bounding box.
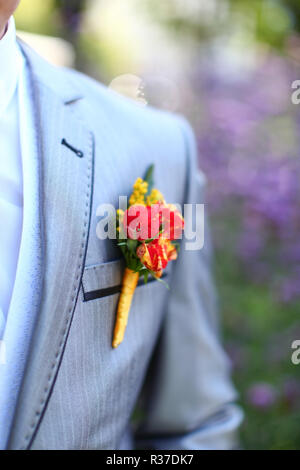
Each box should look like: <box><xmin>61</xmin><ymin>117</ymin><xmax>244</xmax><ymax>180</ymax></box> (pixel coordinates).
<box><xmin>116</xmin><ymin>209</ymin><xmax>124</xmax><ymax>222</ymax></box>
<box><xmin>129</xmin><ymin>177</ymin><xmax>148</xmax><ymax>206</ymax></box>
<box><xmin>116</xmin><ymin>209</ymin><xmax>124</xmax><ymax>233</ymax></box>
<box><xmin>146</xmin><ymin>189</ymin><xmax>165</xmax><ymax>205</ymax></box>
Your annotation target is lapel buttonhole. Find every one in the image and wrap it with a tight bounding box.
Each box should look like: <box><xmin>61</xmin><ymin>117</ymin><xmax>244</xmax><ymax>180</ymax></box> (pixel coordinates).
<box><xmin>61</xmin><ymin>138</ymin><xmax>84</xmax><ymax>158</ymax></box>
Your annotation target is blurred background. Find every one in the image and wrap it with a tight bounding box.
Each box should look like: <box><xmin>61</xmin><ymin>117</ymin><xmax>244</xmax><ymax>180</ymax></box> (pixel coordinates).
<box><xmin>15</xmin><ymin>0</ymin><xmax>300</xmax><ymax>450</ymax></box>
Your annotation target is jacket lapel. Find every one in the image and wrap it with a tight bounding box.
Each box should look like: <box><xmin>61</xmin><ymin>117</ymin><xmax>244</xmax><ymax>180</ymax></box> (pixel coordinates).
<box><xmin>8</xmin><ymin>43</ymin><xmax>95</xmax><ymax>449</ymax></box>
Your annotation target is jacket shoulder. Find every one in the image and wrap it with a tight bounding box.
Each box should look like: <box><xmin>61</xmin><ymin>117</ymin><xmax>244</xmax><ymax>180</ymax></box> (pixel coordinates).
<box><xmin>21</xmin><ymin>40</ymin><xmax>193</xmax><ymax>166</ymax></box>
<box><xmin>64</xmin><ymin>67</ymin><xmax>192</xmax><ymax>149</ymax></box>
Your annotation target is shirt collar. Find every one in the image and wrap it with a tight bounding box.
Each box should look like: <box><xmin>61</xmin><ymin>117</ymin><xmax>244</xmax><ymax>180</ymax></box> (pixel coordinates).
<box><xmin>0</xmin><ymin>17</ymin><xmax>22</xmax><ymax>116</ymax></box>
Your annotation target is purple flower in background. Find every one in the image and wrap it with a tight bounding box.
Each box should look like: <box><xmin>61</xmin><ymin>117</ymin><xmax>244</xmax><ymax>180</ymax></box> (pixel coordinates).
<box><xmin>191</xmin><ymin>49</ymin><xmax>300</xmax><ymax>301</ymax></box>
<box><xmin>279</xmin><ymin>274</ymin><xmax>300</xmax><ymax>303</ymax></box>
<box><xmin>225</xmin><ymin>341</ymin><xmax>248</xmax><ymax>371</ymax></box>
<box><xmin>247</xmin><ymin>383</ymin><xmax>278</xmax><ymax>410</ymax></box>
<box><xmin>282</xmin><ymin>378</ymin><xmax>300</xmax><ymax>410</ymax></box>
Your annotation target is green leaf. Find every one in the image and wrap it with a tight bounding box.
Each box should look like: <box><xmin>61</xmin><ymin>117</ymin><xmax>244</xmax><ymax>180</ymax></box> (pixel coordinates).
<box><xmin>172</xmin><ymin>240</ymin><xmax>181</xmax><ymax>253</ymax></box>
<box><xmin>127</xmin><ymin>239</ymin><xmax>138</xmax><ymax>253</ymax></box>
<box><xmin>143</xmin><ymin>271</ymin><xmax>149</xmax><ymax>284</ymax></box>
<box><xmin>144</xmin><ymin>164</ymin><xmax>155</xmax><ymax>196</ymax></box>
<box><xmin>148</xmin><ymin>270</ymin><xmax>170</xmax><ymax>289</ymax></box>
<box><xmin>117</xmin><ymin>242</ymin><xmax>127</xmax><ymax>247</ymax></box>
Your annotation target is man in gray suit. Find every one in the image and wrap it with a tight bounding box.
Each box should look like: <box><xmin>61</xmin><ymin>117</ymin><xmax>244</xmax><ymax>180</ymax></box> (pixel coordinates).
<box><xmin>0</xmin><ymin>1</ymin><xmax>242</xmax><ymax>450</ymax></box>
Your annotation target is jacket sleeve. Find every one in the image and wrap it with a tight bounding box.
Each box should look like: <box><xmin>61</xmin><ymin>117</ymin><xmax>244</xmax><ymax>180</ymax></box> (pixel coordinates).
<box><xmin>135</xmin><ymin>118</ymin><xmax>243</xmax><ymax>450</ymax></box>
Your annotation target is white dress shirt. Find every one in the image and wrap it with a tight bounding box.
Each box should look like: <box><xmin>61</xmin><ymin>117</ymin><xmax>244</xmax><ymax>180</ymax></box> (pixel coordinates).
<box><xmin>0</xmin><ymin>17</ymin><xmax>41</xmax><ymax>448</ymax></box>
<box><xmin>0</xmin><ymin>18</ymin><xmax>24</xmax><ymax>339</ymax></box>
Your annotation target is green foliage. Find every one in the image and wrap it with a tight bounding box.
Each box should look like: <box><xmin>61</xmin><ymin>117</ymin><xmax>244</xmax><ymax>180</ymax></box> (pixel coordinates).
<box><xmin>144</xmin><ymin>164</ymin><xmax>155</xmax><ymax>197</ymax></box>
<box><xmin>230</xmin><ymin>0</ymin><xmax>292</xmax><ymax>49</ymax></box>
<box><xmin>15</xmin><ymin>0</ymin><xmax>56</xmax><ymax>35</ymax></box>
<box><xmin>216</xmin><ymin>246</ymin><xmax>300</xmax><ymax>450</ymax></box>
<box><xmin>117</xmin><ymin>238</ymin><xmax>143</xmax><ymax>273</ymax></box>
<box><xmin>143</xmin><ymin>0</ymin><xmax>299</xmax><ymax>49</ymax></box>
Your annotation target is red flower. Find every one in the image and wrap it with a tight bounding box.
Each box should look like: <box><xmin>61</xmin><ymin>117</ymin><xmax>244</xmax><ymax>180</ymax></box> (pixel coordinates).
<box><xmin>160</xmin><ymin>204</ymin><xmax>184</xmax><ymax>240</ymax></box>
<box><xmin>136</xmin><ymin>238</ymin><xmax>178</xmax><ymax>278</ymax></box>
<box><xmin>124</xmin><ymin>203</ymin><xmax>184</xmax><ymax>241</ymax></box>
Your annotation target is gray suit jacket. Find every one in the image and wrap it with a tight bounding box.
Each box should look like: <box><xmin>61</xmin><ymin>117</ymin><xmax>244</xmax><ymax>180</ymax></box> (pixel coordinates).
<box><xmin>7</xmin><ymin>43</ymin><xmax>242</xmax><ymax>450</ymax></box>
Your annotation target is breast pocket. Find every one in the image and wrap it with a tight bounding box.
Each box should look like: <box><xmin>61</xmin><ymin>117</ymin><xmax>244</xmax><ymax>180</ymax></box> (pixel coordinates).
<box><xmin>79</xmin><ymin>257</ymin><xmax>171</xmax><ymax>364</ymax></box>
<box><xmin>82</xmin><ymin>258</ymin><xmax>169</xmax><ymax>303</ymax></box>
<box><xmin>82</xmin><ymin>258</ymin><xmax>125</xmax><ymax>302</ymax></box>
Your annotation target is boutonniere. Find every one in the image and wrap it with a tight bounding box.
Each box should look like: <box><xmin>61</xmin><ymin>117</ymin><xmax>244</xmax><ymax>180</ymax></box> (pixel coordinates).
<box><xmin>112</xmin><ymin>165</ymin><xmax>184</xmax><ymax>348</ymax></box>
